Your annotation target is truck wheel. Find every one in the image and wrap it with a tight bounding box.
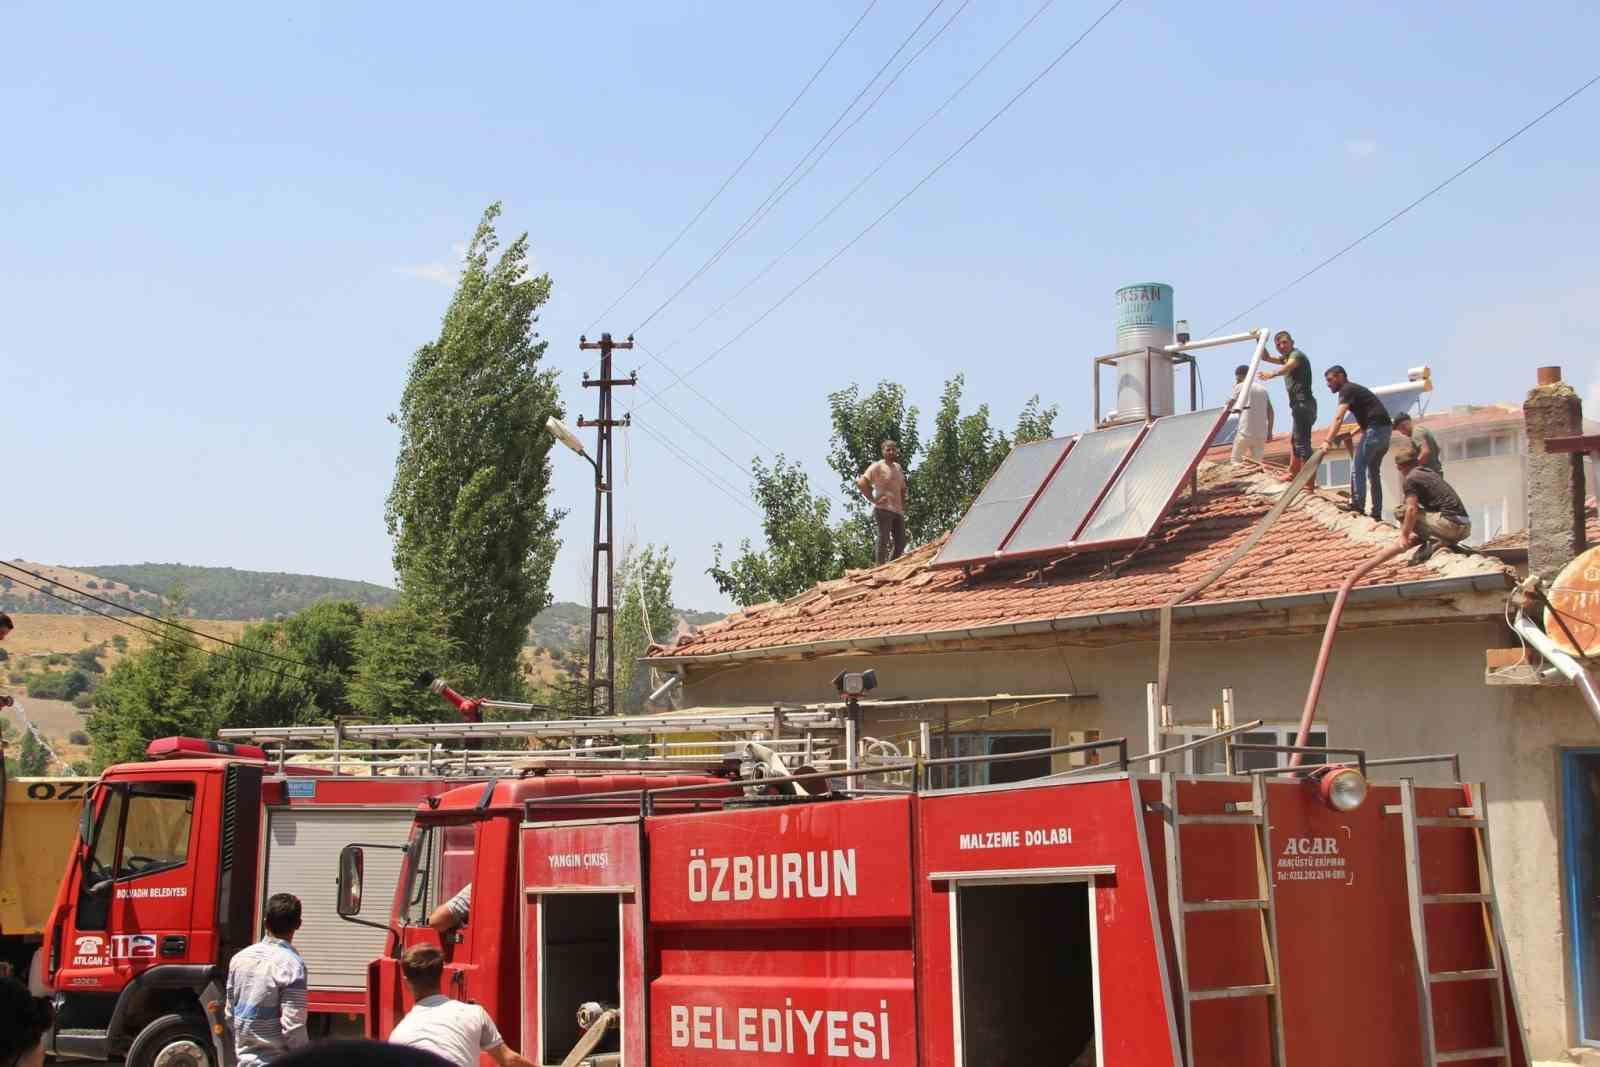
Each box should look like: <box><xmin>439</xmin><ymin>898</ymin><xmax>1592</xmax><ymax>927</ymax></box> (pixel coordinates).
<box><xmin>126</xmin><ymin>1013</ymin><xmax>215</xmax><ymax>1067</ymax></box>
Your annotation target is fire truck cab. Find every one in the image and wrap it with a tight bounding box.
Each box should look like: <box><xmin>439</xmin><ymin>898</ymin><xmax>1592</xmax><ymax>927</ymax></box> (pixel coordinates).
<box><xmin>347</xmin><ymin>740</ymin><xmax>1531</xmax><ymax>1066</ymax></box>
<box><xmin>40</xmin><ymin>737</ymin><xmax>477</xmax><ymax>1066</ymax></box>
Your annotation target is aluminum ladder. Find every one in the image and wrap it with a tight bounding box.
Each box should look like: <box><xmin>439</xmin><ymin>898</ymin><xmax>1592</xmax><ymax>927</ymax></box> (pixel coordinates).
<box><xmin>1162</xmin><ymin>774</ymin><xmax>1288</xmax><ymax>1067</ymax></box>
<box><xmin>1390</xmin><ymin>779</ymin><xmax>1516</xmax><ymax>1066</ymax></box>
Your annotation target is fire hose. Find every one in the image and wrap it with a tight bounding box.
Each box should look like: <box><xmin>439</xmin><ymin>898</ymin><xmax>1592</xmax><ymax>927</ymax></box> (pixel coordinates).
<box><xmin>1155</xmin><ymin>448</ymin><xmax>1326</xmax><ymax>712</ymax></box>
<box><xmin>1289</xmin><ymin>539</ymin><xmax>1411</xmax><ymax>765</ymax></box>
<box><xmin>561</xmin><ymin>1003</ymin><xmax>620</xmax><ymax>1067</ymax></box>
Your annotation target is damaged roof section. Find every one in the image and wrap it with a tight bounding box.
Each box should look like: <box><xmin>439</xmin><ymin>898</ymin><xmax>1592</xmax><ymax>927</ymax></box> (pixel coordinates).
<box><xmin>650</xmin><ymin>462</ymin><xmax>1514</xmax><ymax>664</ymax></box>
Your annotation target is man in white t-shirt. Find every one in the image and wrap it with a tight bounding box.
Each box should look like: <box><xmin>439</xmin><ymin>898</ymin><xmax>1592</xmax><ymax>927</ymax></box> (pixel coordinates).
<box><xmin>1229</xmin><ymin>364</ymin><xmax>1275</xmax><ymax>463</ymax></box>
<box><xmin>857</xmin><ymin>439</ymin><xmax>908</xmax><ymax>564</ymax></box>
<box><xmin>389</xmin><ymin>944</ymin><xmax>533</xmax><ymax>1067</ymax></box>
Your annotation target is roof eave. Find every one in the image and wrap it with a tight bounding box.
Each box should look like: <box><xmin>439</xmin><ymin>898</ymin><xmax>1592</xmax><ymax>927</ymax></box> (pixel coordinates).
<box><xmin>647</xmin><ymin>571</ymin><xmax>1511</xmax><ymax>666</ymax></box>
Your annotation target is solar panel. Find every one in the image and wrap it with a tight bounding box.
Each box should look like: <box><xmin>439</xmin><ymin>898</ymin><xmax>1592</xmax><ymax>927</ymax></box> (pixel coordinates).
<box><xmin>1073</xmin><ymin>407</ymin><xmax>1228</xmax><ymax>547</ymax></box>
<box><xmin>933</xmin><ymin>435</ymin><xmax>1076</xmax><ymax>568</ymax></box>
<box><xmin>997</xmin><ymin>421</ymin><xmax>1144</xmax><ymax>560</ymax></box>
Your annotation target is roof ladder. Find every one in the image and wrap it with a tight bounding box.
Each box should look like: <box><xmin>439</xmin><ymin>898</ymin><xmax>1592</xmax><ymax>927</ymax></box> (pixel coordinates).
<box><xmin>1388</xmin><ymin>779</ymin><xmax>1517</xmax><ymax>1066</ymax></box>
<box><xmin>1162</xmin><ymin>773</ymin><xmax>1287</xmax><ymax>1067</ymax></box>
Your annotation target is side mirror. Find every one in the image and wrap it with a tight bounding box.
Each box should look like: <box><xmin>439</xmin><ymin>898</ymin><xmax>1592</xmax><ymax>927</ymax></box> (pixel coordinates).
<box><xmin>88</xmin><ymin>879</ymin><xmax>113</xmax><ymax>899</ymax></box>
<box><xmin>77</xmin><ymin>783</ymin><xmax>101</xmax><ymax>845</ymax></box>
<box><xmin>337</xmin><ymin>845</ymin><xmax>364</xmax><ymax>918</ymax></box>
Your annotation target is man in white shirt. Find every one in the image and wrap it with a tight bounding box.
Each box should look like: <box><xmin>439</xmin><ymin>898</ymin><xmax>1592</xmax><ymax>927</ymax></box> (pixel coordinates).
<box><xmin>389</xmin><ymin>944</ymin><xmax>533</xmax><ymax>1067</ymax></box>
<box><xmin>857</xmin><ymin>439</ymin><xmax>908</xmax><ymax>564</ymax></box>
<box><xmin>225</xmin><ymin>894</ymin><xmax>308</xmax><ymax>1066</ymax></box>
<box><xmin>1229</xmin><ymin>364</ymin><xmax>1275</xmax><ymax>463</ymax></box>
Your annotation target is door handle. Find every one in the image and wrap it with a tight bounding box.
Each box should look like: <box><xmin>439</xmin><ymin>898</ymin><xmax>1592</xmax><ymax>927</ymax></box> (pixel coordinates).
<box><xmin>160</xmin><ymin>935</ymin><xmax>187</xmax><ymax>958</ymax></box>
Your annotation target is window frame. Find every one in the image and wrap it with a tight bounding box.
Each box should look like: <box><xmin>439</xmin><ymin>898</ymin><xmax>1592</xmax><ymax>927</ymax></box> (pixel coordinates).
<box><xmin>102</xmin><ymin>782</ymin><xmax>197</xmax><ymax>883</ymax></box>
<box><xmin>928</xmin><ymin>729</ymin><xmax>1053</xmax><ymax>789</ymax></box>
<box><xmin>1172</xmin><ymin>724</ymin><xmax>1328</xmax><ymax>774</ymax></box>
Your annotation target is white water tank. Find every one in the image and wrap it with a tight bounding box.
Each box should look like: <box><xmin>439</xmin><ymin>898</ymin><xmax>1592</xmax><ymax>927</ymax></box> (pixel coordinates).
<box><xmin>1114</xmin><ymin>283</ymin><xmax>1175</xmax><ymax>421</ymax></box>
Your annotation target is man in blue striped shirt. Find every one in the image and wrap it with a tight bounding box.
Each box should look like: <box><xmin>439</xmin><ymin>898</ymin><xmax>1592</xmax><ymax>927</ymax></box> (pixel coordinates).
<box><xmin>225</xmin><ymin>893</ymin><xmax>308</xmax><ymax>1066</ymax></box>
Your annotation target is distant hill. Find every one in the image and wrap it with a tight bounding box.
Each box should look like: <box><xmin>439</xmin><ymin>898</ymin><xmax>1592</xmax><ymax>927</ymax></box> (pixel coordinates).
<box><xmin>81</xmin><ymin>564</ymin><xmax>398</xmax><ymax>620</ymax></box>
<box><xmin>3</xmin><ymin>560</ymin><xmax>722</xmax><ymax>648</ymax></box>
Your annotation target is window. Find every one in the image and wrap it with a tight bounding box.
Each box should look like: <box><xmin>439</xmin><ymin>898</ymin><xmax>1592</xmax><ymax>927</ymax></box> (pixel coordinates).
<box><xmin>1466</xmin><ymin>501</ymin><xmax>1507</xmax><ymax>546</ymax></box>
<box><xmin>929</xmin><ymin>730</ymin><xmax>1052</xmax><ymax>789</ymax></box>
<box><xmin>400</xmin><ymin>823</ymin><xmax>440</xmax><ymax>926</ymax></box>
<box><xmin>1448</xmin><ymin>433</ymin><xmax>1520</xmax><ymax>462</ymax></box>
<box><xmin>85</xmin><ymin>783</ymin><xmax>195</xmax><ymax>884</ymax></box>
<box><xmin>1316</xmin><ymin>457</ymin><xmax>1352</xmax><ymax>490</ymax></box>
<box><xmin>1174</xmin><ymin>725</ymin><xmax>1327</xmax><ymax>774</ymax></box>
<box><xmin>117</xmin><ymin>785</ymin><xmax>194</xmax><ymax>878</ymax></box>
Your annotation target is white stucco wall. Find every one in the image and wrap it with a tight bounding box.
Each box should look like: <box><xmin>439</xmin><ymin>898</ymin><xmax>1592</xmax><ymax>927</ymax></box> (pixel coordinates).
<box><xmin>679</xmin><ymin>618</ymin><xmax>1590</xmax><ymax>1058</ymax></box>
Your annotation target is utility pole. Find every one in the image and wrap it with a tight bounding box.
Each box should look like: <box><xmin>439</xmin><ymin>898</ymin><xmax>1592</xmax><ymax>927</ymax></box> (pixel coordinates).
<box><xmin>578</xmin><ymin>332</ymin><xmax>636</xmax><ymax>716</ymax></box>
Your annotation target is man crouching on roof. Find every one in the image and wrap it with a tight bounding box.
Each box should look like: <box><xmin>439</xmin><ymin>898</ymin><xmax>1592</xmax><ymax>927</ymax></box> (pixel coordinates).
<box><xmin>1391</xmin><ymin>439</ymin><xmax>1471</xmax><ymax>564</ymax></box>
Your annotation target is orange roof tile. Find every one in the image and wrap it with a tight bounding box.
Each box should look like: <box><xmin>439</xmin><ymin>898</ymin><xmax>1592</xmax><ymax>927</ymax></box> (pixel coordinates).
<box><xmin>652</xmin><ymin>463</ymin><xmax>1512</xmax><ymax>662</ymax></box>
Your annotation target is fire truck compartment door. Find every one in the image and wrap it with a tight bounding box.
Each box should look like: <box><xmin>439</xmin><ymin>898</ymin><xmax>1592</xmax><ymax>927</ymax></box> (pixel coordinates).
<box><xmin>263</xmin><ymin>807</ymin><xmax>413</xmax><ymax>992</ymax></box>
<box><xmin>521</xmin><ymin>818</ymin><xmax>643</xmax><ymax>1067</ymax></box>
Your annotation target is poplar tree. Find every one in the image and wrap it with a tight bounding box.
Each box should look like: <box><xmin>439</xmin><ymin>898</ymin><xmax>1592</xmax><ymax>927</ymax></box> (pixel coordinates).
<box><xmin>386</xmin><ymin>203</ymin><xmax>563</xmax><ymax>692</ymax></box>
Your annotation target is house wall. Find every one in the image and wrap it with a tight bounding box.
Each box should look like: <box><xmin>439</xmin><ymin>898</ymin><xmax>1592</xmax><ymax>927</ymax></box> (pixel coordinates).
<box><xmin>680</xmin><ymin>617</ymin><xmax>1590</xmax><ymax>1059</ymax></box>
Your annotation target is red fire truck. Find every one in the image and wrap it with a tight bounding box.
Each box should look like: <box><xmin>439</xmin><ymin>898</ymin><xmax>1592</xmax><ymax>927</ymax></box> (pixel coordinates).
<box><xmin>339</xmin><ymin>726</ymin><xmax>1529</xmax><ymax>1066</ymax></box>
<box><xmin>36</xmin><ymin>701</ymin><xmax>839</xmax><ymax>1067</ymax></box>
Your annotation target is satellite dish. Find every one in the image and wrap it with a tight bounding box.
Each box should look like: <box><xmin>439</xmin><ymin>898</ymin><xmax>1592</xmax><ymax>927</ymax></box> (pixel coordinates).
<box><xmin>1545</xmin><ymin>545</ymin><xmax>1600</xmax><ymax>657</ymax></box>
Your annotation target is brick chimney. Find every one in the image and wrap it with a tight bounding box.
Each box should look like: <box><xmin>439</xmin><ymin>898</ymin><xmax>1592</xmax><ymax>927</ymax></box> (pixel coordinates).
<box><xmin>1523</xmin><ymin>365</ymin><xmax>1586</xmax><ymax>580</ymax></box>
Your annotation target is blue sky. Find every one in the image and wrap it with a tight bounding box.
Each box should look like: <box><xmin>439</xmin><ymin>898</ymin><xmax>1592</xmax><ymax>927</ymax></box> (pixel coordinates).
<box><xmin>2</xmin><ymin>1</ymin><xmax>1596</xmax><ymax>612</ymax></box>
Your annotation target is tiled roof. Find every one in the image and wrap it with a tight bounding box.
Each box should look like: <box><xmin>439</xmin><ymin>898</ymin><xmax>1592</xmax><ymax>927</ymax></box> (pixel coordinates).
<box><xmin>651</xmin><ymin>463</ymin><xmax>1512</xmax><ymax>662</ymax></box>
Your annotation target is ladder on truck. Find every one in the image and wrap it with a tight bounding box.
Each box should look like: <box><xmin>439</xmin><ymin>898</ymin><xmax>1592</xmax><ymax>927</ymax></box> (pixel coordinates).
<box><xmin>1163</xmin><ymin>773</ymin><xmax>1288</xmax><ymax>1067</ymax></box>
<box><xmin>217</xmin><ymin>706</ymin><xmax>852</xmax><ymax>776</ymax></box>
<box><xmin>1390</xmin><ymin>779</ymin><xmax>1520</xmax><ymax>1066</ymax></box>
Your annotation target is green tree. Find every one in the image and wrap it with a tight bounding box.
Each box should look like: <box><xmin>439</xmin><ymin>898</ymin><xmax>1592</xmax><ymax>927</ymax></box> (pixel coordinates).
<box><xmin>712</xmin><ymin>378</ymin><xmax>1055</xmax><ymax>606</ymax></box>
<box><xmin>205</xmin><ymin>601</ymin><xmax>364</xmax><ymax>730</ymax></box>
<box><xmin>614</xmin><ymin>547</ymin><xmax>675</xmax><ymax>714</ymax></box>
<box><xmin>349</xmin><ymin>600</ymin><xmax>472</xmax><ymax>723</ymax></box>
<box><xmin>385</xmin><ymin>203</ymin><xmax>563</xmax><ymax>693</ymax></box>
<box><xmin>19</xmin><ymin>730</ymin><xmax>49</xmax><ymax>775</ymax></box>
<box><xmin>72</xmin><ymin>646</ymin><xmax>105</xmax><ymax>674</ymax></box>
<box><xmin>709</xmin><ymin>457</ymin><xmax>872</xmax><ymax>606</ymax></box>
<box><xmin>26</xmin><ymin>669</ymin><xmax>93</xmax><ymax>701</ymax></box>
<box><xmin>86</xmin><ymin>617</ymin><xmax>213</xmax><ymax>767</ymax></box>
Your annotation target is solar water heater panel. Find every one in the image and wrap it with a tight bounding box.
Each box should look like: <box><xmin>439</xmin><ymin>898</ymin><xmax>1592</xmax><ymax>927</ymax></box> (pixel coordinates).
<box><xmin>997</xmin><ymin>421</ymin><xmax>1144</xmax><ymax>560</ymax></box>
<box><xmin>932</xmin><ymin>435</ymin><xmax>1076</xmax><ymax>568</ymax></box>
<box><xmin>1072</xmin><ymin>407</ymin><xmax>1228</xmax><ymax>547</ymax></box>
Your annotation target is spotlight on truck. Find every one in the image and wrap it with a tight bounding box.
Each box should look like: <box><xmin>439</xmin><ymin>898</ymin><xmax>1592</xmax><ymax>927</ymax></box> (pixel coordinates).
<box><xmin>1316</xmin><ymin>765</ymin><xmax>1369</xmax><ymax>812</ymax></box>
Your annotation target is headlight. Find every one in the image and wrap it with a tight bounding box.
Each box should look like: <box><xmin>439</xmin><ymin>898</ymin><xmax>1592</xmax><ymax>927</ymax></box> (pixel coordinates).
<box><xmin>1318</xmin><ymin>766</ymin><xmax>1369</xmax><ymax>812</ymax></box>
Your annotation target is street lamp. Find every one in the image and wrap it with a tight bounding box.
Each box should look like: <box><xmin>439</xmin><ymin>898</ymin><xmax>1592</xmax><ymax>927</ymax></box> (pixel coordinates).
<box><xmin>545</xmin><ymin>416</ymin><xmax>591</xmax><ymax>463</ymax></box>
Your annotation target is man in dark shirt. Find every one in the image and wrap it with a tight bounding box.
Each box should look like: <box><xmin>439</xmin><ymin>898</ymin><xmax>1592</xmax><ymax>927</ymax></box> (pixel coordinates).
<box><xmin>1323</xmin><ymin>365</ymin><xmax>1393</xmax><ymax>520</ymax></box>
<box><xmin>1391</xmin><ymin>439</ymin><xmax>1471</xmax><ymax>562</ymax></box>
<box><xmin>1257</xmin><ymin>331</ymin><xmax>1316</xmax><ymax>481</ymax></box>
<box><xmin>1392</xmin><ymin>413</ymin><xmax>1442</xmax><ymax>474</ymax></box>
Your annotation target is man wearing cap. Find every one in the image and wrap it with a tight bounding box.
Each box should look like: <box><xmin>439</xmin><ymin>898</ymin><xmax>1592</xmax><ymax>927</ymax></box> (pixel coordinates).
<box><xmin>1229</xmin><ymin>364</ymin><xmax>1274</xmax><ymax>463</ymax></box>
<box><xmin>1392</xmin><ymin>413</ymin><xmax>1442</xmax><ymax>475</ymax></box>
<box><xmin>1257</xmin><ymin>331</ymin><xmax>1315</xmax><ymax>480</ymax></box>
<box><xmin>1392</xmin><ymin>439</ymin><xmax>1471</xmax><ymax>562</ymax></box>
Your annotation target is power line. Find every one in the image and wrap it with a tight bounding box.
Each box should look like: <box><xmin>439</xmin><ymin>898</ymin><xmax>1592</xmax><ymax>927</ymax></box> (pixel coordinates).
<box><xmin>638</xmin><ymin>378</ymin><xmax>757</xmax><ymax>477</ymax></box>
<box><xmin>635</xmin><ymin>0</ymin><xmax>1127</xmax><ymax>413</ymax></box>
<box><xmin>705</xmin><ymin>0</ymin><xmax>975</xmax><ymax>281</ymax></box>
<box><xmin>631</xmin><ymin>0</ymin><xmax>954</xmax><ymax>336</ymax></box>
<box><xmin>1208</xmin><ymin>71</ymin><xmax>1600</xmax><ymax>334</ymax></box>
<box><xmin>582</xmin><ymin>0</ymin><xmax>881</xmax><ymax>335</ymax></box>
<box><xmin>0</xmin><ymin>569</ymin><xmax>317</xmax><ymax>695</ymax></box>
<box><xmin>629</xmin><ymin>416</ymin><xmax>763</xmax><ymax>518</ymax></box>
<box><xmin>0</xmin><ymin>560</ymin><xmax>322</xmax><ymax>674</ymax></box>
<box><xmin>634</xmin><ymin>340</ymin><xmax>776</xmax><ymax>456</ymax></box>
<box><xmin>648</xmin><ymin>0</ymin><xmax>1062</xmax><ymax>367</ymax></box>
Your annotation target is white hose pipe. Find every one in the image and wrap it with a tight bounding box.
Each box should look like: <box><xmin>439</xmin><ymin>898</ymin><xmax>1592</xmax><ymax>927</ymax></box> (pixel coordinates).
<box><xmin>1514</xmin><ymin>612</ymin><xmax>1600</xmax><ymax>728</ymax></box>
